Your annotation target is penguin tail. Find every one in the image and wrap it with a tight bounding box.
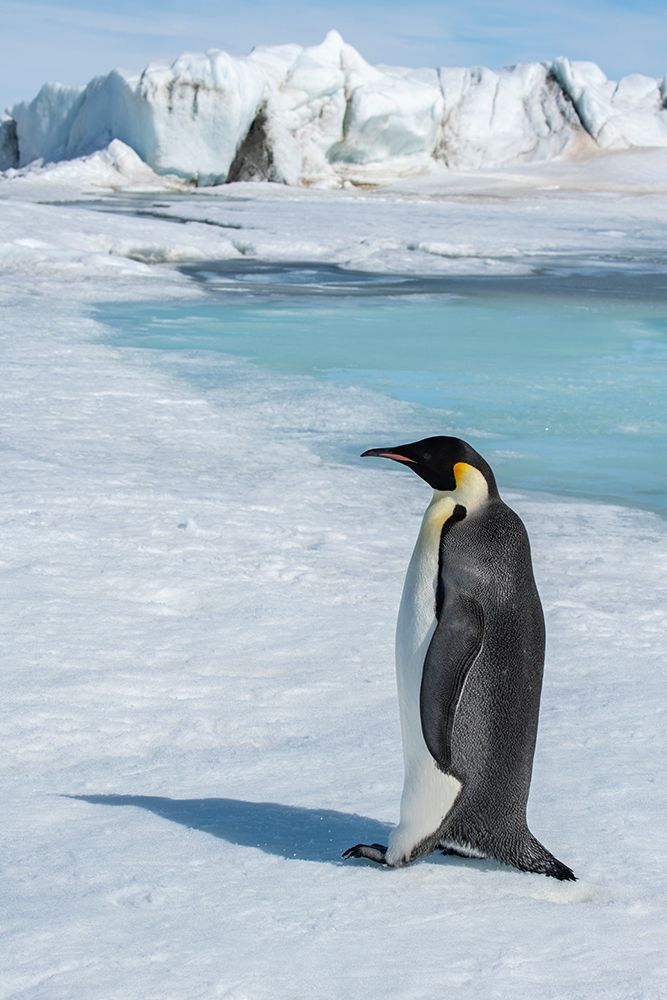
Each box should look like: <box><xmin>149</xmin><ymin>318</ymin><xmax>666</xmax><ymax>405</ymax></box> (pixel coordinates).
<box><xmin>517</xmin><ymin>834</ymin><xmax>576</xmax><ymax>881</ymax></box>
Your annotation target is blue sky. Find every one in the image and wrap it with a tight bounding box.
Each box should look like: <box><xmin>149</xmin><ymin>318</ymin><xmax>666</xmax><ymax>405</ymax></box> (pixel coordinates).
<box><xmin>2</xmin><ymin>0</ymin><xmax>666</xmax><ymax>110</ymax></box>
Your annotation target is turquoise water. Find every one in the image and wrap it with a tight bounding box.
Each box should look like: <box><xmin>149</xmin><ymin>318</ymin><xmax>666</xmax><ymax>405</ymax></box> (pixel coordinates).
<box><xmin>99</xmin><ymin>265</ymin><xmax>667</xmax><ymax>515</ymax></box>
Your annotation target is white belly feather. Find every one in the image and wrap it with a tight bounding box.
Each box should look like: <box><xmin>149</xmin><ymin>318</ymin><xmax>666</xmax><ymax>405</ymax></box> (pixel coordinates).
<box><xmin>386</xmin><ymin>492</ymin><xmax>462</xmax><ymax>866</ymax></box>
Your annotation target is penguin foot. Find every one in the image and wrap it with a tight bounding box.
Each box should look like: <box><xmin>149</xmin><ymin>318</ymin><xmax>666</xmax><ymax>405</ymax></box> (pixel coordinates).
<box><xmin>342</xmin><ymin>843</ymin><xmax>388</xmax><ymax>865</ymax></box>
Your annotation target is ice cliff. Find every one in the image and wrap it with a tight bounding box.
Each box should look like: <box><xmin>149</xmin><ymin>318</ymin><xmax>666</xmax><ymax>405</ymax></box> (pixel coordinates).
<box><xmin>3</xmin><ymin>31</ymin><xmax>667</xmax><ymax>185</ymax></box>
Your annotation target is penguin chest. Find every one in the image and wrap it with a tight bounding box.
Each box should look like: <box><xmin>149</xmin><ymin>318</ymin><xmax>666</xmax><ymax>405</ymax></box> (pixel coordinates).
<box><xmin>395</xmin><ymin>497</ymin><xmax>454</xmax><ymax>766</ymax></box>
<box><xmin>389</xmin><ymin>497</ymin><xmax>462</xmax><ymax>861</ymax></box>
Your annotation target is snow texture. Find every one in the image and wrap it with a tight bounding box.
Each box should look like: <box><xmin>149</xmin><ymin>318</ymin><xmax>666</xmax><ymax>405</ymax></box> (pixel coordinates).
<box><xmin>5</xmin><ymin>31</ymin><xmax>667</xmax><ymax>186</ymax></box>
<box><xmin>1</xmin><ymin>138</ymin><xmax>189</xmax><ymax>192</ymax></box>
<box><xmin>0</xmin><ymin>161</ymin><xmax>666</xmax><ymax>999</ymax></box>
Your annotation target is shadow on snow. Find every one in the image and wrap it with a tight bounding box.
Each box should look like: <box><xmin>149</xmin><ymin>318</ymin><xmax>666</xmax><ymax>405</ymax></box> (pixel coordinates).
<box><xmin>68</xmin><ymin>794</ymin><xmax>392</xmax><ymax>865</ymax></box>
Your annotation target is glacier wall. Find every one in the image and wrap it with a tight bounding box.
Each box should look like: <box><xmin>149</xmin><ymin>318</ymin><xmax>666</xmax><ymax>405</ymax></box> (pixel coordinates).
<box><xmin>4</xmin><ymin>31</ymin><xmax>667</xmax><ymax>186</ymax></box>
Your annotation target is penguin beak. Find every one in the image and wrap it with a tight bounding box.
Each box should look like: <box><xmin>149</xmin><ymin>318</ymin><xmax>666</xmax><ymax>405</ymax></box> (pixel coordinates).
<box><xmin>360</xmin><ymin>447</ymin><xmax>417</xmax><ymax>465</ymax></box>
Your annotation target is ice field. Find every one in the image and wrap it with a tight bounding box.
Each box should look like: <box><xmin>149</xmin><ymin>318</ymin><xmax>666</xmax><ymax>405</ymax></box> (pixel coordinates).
<box><xmin>1</xmin><ymin>156</ymin><xmax>666</xmax><ymax>998</ymax></box>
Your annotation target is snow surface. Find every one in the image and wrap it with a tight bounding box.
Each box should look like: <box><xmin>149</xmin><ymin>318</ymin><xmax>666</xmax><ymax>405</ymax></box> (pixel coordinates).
<box><xmin>4</xmin><ymin>146</ymin><xmax>667</xmax><ymax>278</ymax></box>
<box><xmin>1</xmin><ymin>139</ymin><xmax>189</xmax><ymax>193</ymax></box>
<box><xmin>1</xmin><ymin>162</ymin><xmax>666</xmax><ymax>999</ymax></box>
<box><xmin>4</xmin><ymin>32</ymin><xmax>667</xmax><ymax>186</ymax></box>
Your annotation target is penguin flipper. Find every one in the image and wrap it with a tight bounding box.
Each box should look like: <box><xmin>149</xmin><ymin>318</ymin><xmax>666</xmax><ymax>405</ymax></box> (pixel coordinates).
<box><xmin>420</xmin><ymin>593</ymin><xmax>484</xmax><ymax>773</ymax></box>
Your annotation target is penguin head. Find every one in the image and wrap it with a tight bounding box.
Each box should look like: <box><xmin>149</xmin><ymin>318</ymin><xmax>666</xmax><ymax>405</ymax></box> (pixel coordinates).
<box><xmin>361</xmin><ymin>435</ymin><xmax>498</xmax><ymax>496</ymax></box>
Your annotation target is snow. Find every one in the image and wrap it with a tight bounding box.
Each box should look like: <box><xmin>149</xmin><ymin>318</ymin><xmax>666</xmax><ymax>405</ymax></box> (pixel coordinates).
<box><xmin>3</xmin><ymin>146</ymin><xmax>667</xmax><ymax>280</ymax></box>
<box><xmin>4</xmin><ymin>32</ymin><xmax>667</xmax><ymax>187</ymax></box>
<box><xmin>1</xmin><ymin>139</ymin><xmax>189</xmax><ymax>193</ymax></box>
<box><xmin>1</xmin><ymin>159</ymin><xmax>666</xmax><ymax>998</ymax></box>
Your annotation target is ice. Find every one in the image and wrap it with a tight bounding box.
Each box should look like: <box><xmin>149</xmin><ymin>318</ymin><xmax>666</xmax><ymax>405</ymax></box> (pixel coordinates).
<box><xmin>0</xmin><ymin>115</ymin><xmax>18</xmax><ymax>170</ymax></box>
<box><xmin>330</xmin><ymin>72</ymin><xmax>443</xmax><ymax>167</ymax></box>
<box><xmin>259</xmin><ymin>33</ymin><xmax>353</xmax><ymax>185</ymax></box>
<box><xmin>9</xmin><ymin>58</ymin><xmax>267</xmax><ymax>186</ymax></box>
<box><xmin>10</xmin><ymin>81</ymin><xmax>83</xmax><ymax>165</ymax></box>
<box><xmin>5</xmin><ymin>33</ymin><xmax>667</xmax><ymax>188</ymax></box>
<box><xmin>2</xmin><ymin>139</ymin><xmax>188</xmax><ymax>192</ymax></box>
<box><xmin>437</xmin><ymin>63</ymin><xmax>593</xmax><ymax>168</ymax></box>
<box><xmin>4</xmin><ymin>148</ymin><xmax>667</xmax><ymax>282</ymax></box>
<box><xmin>1</xmin><ymin>148</ymin><xmax>666</xmax><ymax>999</ymax></box>
<box><xmin>66</xmin><ymin>56</ymin><xmax>266</xmax><ymax>187</ymax></box>
<box><xmin>552</xmin><ymin>58</ymin><xmax>667</xmax><ymax>149</ymax></box>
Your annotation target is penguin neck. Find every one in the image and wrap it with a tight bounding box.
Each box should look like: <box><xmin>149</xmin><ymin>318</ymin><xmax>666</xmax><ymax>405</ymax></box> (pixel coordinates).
<box><xmin>428</xmin><ymin>463</ymin><xmax>490</xmax><ymax>519</ymax></box>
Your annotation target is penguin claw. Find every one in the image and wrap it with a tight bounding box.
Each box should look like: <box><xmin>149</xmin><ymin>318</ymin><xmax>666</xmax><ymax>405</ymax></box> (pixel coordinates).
<box><xmin>342</xmin><ymin>843</ymin><xmax>388</xmax><ymax>865</ymax></box>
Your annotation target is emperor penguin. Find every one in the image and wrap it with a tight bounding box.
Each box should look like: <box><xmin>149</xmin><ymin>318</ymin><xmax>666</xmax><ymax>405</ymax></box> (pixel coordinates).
<box><xmin>343</xmin><ymin>436</ymin><xmax>575</xmax><ymax>880</ymax></box>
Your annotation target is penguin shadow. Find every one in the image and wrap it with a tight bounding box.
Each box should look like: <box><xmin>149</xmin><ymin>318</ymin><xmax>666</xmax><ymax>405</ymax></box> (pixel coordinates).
<box><xmin>67</xmin><ymin>794</ymin><xmax>392</xmax><ymax>866</ymax></box>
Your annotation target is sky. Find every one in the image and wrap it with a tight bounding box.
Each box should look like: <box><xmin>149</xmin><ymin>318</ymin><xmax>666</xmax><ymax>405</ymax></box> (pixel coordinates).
<box><xmin>1</xmin><ymin>0</ymin><xmax>666</xmax><ymax>111</ymax></box>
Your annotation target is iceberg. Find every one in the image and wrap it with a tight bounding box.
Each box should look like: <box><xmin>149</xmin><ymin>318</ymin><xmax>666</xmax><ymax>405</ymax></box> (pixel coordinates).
<box><xmin>9</xmin><ymin>82</ymin><xmax>83</xmax><ymax>167</ymax></box>
<box><xmin>4</xmin><ymin>31</ymin><xmax>667</xmax><ymax>187</ymax></box>
<box><xmin>436</xmin><ymin>63</ymin><xmax>592</xmax><ymax>168</ymax></box>
<box><xmin>552</xmin><ymin>58</ymin><xmax>667</xmax><ymax>149</ymax></box>
<box><xmin>10</xmin><ymin>58</ymin><xmax>266</xmax><ymax>186</ymax></box>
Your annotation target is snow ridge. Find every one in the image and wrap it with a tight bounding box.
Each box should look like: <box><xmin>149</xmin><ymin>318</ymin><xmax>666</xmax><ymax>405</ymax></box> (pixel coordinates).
<box><xmin>3</xmin><ymin>31</ymin><xmax>667</xmax><ymax>186</ymax></box>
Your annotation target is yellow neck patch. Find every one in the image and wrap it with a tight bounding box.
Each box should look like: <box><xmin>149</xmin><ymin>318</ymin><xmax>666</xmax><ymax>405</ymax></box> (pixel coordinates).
<box><xmin>453</xmin><ymin>461</ymin><xmax>474</xmax><ymax>486</ymax></box>
<box><xmin>451</xmin><ymin>461</ymin><xmax>489</xmax><ymax>513</ymax></box>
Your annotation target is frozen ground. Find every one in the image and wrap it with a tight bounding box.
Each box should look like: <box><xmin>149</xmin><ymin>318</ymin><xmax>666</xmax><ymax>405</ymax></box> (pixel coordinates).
<box><xmin>4</xmin><ymin>145</ymin><xmax>667</xmax><ymax>278</ymax></box>
<box><xmin>1</xmin><ymin>159</ymin><xmax>666</xmax><ymax>999</ymax></box>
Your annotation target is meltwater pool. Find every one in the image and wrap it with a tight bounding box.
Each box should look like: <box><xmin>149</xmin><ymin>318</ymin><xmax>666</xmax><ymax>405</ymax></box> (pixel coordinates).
<box><xmin>98</xmin><ymin>263</ymin><xmax>667</xmax><ymax>515</ymax></box>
